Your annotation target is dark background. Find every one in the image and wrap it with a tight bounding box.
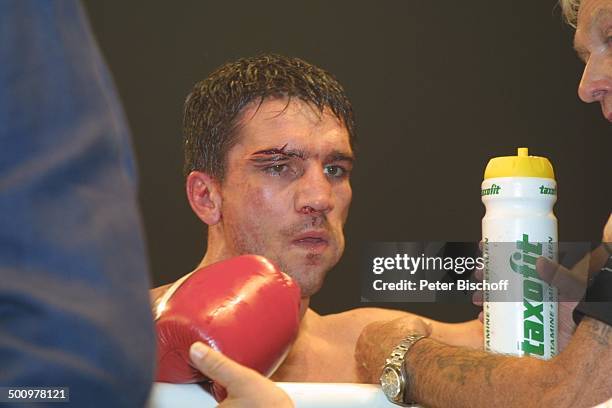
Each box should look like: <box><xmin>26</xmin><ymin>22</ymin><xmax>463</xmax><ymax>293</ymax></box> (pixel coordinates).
<box><xmin>83</xmin><ymin>0</ymin><xmax>611</xmax><ymax>322</ymax></box>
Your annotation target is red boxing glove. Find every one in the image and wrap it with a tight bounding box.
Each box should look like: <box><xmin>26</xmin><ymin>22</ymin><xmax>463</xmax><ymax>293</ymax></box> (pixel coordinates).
<box><xmin>154</xmin><ymin>255</ymin><xmax>301</xmax><ymax>399</ymax></box>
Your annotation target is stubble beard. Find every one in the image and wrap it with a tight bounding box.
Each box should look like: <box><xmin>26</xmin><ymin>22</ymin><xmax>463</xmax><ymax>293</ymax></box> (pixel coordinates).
<box><xmin>225</xmin><ymin>215</ymin><xmax>339</xmax><ymax>298</ymax></box>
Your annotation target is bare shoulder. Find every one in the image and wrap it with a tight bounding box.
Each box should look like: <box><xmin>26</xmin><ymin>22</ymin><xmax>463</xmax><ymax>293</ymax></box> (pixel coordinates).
<box><xmin>149</xmin><ymin>282</ymin><xmax>173</xmax><ymax>305</ymax></box>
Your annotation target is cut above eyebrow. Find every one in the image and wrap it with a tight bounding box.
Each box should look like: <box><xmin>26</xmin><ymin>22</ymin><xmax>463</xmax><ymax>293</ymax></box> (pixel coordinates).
<box><xmin>250</xmin><ymin>146</ymin><xmax>355</xmax><ymax>163</ymax></box>
<box><xmin>251</xmin><ymin>146</ymin><xmax>307</xmax><ymax>159</ymax></box>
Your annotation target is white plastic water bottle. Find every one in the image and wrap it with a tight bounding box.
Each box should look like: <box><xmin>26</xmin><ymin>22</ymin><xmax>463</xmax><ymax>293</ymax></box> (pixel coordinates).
<box><xmin>481</xmin><ymin>147</ymin><xmax>558</xmax><ymax>358</ymax></box>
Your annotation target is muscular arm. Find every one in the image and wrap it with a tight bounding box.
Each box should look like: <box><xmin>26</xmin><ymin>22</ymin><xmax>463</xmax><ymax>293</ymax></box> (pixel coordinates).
<box><xmin>405</xmin><ymin>317</ymin><xmax>612</xmax><ymax>408</ymax></box>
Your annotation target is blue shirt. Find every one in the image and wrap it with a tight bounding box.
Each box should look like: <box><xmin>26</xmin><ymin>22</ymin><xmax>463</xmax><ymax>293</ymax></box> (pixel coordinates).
<box><xmin>0</xmin><ymin>1</ymin><xmax>155</xmax><ymax>406</ymax></box>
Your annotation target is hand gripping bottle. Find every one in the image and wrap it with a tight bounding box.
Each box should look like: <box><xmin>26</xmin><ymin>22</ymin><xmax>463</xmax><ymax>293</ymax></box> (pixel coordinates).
<box><xmin>481</xmin><ymin>147</ymin><xmax>558</xmax><ymax>358</ymax></box>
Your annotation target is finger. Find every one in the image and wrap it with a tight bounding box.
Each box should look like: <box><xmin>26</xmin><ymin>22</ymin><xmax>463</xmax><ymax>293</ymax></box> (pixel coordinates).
<box><xmin>536</xmin><ymin>257</ymin><xmax>558</xmax><ymax>284</ymax></box>
<box><xmin>478</xmin><ymin>310</ymin><xmax>484</xmax><ymax>323</ymax></box>
<box><xmin>189</xmin><ymin>342</ymin><xmax>261</xmax><ymax>395</ymax></box>
<box><xmin>536</xmin><ymin>257</ymin><xmax>586</xmax><ymax>300</ymax></box>
<box><xmin>472</xmin><ymin>290</ymin><xmax>483</xmax><ymax>306</ymax></box>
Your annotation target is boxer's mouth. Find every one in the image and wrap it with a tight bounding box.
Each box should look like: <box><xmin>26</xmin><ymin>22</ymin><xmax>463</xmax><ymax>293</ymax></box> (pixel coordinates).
<box><xmin>292</xmin><ymin>231</ymin><xmax>330</xmax><ymax>250</ymax></box>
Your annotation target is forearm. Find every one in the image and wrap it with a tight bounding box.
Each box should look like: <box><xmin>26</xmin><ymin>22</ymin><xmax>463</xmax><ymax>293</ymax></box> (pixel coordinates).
<box><xmin>404</xmin><ymin>317</ymin><xmax>612</xmax><ymax>408</ymax></box>
<box><xmin>348</xmin><ymin>307</ymin><xmax>483</xmax><ymax>350</ymax></box>
<box><xmin>552</xmin><ymin>317</ymin><xmax>612</xmax><ymax>407</ymax></box>
<box><xmin>404</xmin><ymin>338</ymin><xmax>557</xmax><ymax>407</ymax></box>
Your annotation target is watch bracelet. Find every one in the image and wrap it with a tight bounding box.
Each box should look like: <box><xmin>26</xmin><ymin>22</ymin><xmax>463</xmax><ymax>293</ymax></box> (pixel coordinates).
<box><xmin>382</xmin><ymin>334</ymin><xmax>427</xmax><ymax>405</ymax></box>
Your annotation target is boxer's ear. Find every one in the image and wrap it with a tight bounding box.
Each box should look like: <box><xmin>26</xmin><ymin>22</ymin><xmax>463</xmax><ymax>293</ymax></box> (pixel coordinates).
<box><xmin>186</xmin><ymin>171</ymin><xmax>222</xmax><ymax>226</ymax></box>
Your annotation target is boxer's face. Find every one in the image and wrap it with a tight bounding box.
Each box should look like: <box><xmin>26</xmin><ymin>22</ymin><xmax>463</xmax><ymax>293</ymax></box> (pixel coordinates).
<box><xmin>218</xmin><ymin>98</ymin><xmax>353</xmax><ymax>297</ymax></box>
<box><xmin>575</xmin><ymin>0</ymin><xmax>612</xmax><ymax>121</ymax></box>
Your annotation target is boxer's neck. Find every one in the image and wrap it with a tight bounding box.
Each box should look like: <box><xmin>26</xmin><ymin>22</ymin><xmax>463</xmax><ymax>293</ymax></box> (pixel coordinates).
<box><xmin>199</xmin><ymin>232</ymin><xmax>228</xmax><ymax>267</ymax></box>
<box><xmin>299</xmin><ymin>298</ymin><xmax>309</xmax><ymax>320</ymax></box>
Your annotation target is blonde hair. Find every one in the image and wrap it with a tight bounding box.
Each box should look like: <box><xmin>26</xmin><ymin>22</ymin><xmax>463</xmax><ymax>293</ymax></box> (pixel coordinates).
<box><xmin>560</xmin><ymin>0</ymin><xmax>580</xmax><ymax>28</ymax></box>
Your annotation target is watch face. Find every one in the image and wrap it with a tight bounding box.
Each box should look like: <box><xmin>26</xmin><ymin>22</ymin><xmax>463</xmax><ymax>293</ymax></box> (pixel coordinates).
<box><xmin>381</xmin><ymin>366</ymin><xmax>401</xmax><ymax>399</ymax></box>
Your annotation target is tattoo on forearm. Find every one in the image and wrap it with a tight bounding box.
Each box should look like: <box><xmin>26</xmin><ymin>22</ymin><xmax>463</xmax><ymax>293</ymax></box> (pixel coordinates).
<box><xmin>434</xmin><ymin>352</ymin><xmax>502</xmax><ymax>386</ymax></box>
<box><xmin>411</xmin><ymin>341</ymin><xmax>502</xmax><ymax>387</ymax></box>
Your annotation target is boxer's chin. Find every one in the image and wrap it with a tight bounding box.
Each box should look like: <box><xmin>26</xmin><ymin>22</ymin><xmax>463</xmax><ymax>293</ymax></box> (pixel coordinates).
<box><xmin>291</xmin><ymin>270</ymin><xmax>326</xmax><ymax>298</ymax></box>
<box><xmin>268</xmin><ymin>238</ymin><xmax>343</xmax><ymax>298</ymax></box>
<box><xmin>276</xmin><ymin>254</ymin><xmax>332</xmax><ymax>298</ymax></box>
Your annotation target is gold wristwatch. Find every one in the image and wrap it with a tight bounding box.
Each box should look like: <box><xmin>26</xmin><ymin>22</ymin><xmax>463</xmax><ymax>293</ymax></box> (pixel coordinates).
<box><xmin>380</xmin><ymin>333</ymin><xmax>426</xmax><ymax>406</ymax></box>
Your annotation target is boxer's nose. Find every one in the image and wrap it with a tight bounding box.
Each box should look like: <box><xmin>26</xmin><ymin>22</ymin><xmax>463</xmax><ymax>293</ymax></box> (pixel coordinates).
<box><xmin>294</xmin><ymin>165</ymin><xmax>334</xmax><ymax>215</ymax></box>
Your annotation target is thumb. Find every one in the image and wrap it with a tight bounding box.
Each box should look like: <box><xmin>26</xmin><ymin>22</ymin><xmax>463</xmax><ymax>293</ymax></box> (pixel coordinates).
<box><xmin>189</xmin><ymin>342</ymin><xmax>260</xmax><ymax>396</ymax></box>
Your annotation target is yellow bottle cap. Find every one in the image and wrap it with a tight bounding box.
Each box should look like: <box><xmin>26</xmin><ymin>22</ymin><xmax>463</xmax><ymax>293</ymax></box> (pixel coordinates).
<box><xmin>484</xmin><ymin>147</ymin><xmax>555</xmax><ymax>180</ymax></box>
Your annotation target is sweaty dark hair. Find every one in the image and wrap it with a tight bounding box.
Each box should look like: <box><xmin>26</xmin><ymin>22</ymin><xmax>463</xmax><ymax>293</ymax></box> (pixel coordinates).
<box><xmin>183</xmin><ymin>54</ymin><xmax>356</xmax><ymax>179</ymax></box>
